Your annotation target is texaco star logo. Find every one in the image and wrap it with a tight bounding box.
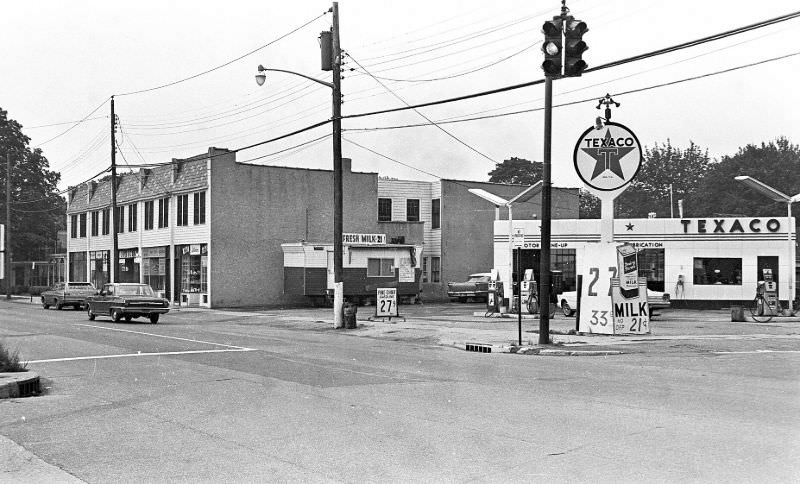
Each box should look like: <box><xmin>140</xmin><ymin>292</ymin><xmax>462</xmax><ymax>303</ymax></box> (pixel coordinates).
<box><xmin>573</xmin><ymin>122</ymin><xmax>643</xmax><ymax>192</ymax></box>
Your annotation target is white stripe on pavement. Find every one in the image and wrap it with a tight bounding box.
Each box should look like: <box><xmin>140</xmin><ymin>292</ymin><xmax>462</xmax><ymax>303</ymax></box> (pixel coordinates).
<box><xmin>74</xmin><ymin>323</ymin><xmax>252</xmax><ymax>350</ymax></box>
<box><xmin>713</xmin><ymin>350</ymin><xmax>800</xmax><ymax>354</ymax></box>
<box><xmin>27</xmin><ymin>348</ymin><xmax>256</xmax><ymax>364</ymax></box>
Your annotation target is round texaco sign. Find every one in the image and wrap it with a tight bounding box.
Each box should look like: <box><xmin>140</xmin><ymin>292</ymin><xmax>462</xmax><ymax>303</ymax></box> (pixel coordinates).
<box><xmin>573</xmin><ymin>122</ymin><xmax>643</xmax><ymax>192</ymax></box>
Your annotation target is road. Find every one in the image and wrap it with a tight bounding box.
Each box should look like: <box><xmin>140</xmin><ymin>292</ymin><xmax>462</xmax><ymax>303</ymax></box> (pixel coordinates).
<box><xmin>1</xmin><ymin>300</ymin><xmax>799</xmax><ymax>482</ymax></box>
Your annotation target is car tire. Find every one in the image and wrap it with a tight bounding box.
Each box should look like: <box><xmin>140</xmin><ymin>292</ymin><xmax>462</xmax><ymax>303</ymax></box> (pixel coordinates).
<box><xmin>562</xmin><ymin>301</ymin><xmax>575</xmax><ymax>317</ymax></box>
<box><xmin>55</xmin><ymin>299</ymin><xmax>63</xmax><ymax>310</ymax></box>
<box><xmin>111</xmin><ymin>309</ymin><xmax>122</xmax><ymax>322</ymax></box>
<box><xmin>149</xmin><ymin>314</ymin><xmax>159</xmax><ymax>324</ymax></box>
<box><xmin>87</xmin><ymin>306</ymin><xmax>96</xmax><ymax>321</ymax></box>
<box><xmin>42</xmin><ymin>297</ymin><xmax>50</xmax><ymax>310</ymax></box>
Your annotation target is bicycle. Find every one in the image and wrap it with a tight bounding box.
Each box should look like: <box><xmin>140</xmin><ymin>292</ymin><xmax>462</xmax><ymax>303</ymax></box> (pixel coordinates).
<box><xmin>749</xmin><ymin>292</ymin><xmax>800</xmax><ymax>323</ymax></box>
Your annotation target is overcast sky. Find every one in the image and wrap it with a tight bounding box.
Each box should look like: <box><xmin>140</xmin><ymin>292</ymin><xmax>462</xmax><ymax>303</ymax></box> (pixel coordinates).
<box><xmin>4</xmin><ymin>0</ymin><xmax>799</xmax><ymax>192</ymax></box>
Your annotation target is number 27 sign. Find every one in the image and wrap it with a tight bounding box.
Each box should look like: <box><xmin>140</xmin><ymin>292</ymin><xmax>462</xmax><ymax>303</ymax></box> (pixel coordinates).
<box><xmin>376</xmin><ymin>288</ymin><xmax>398</xmax><ymax>317</ymax></box>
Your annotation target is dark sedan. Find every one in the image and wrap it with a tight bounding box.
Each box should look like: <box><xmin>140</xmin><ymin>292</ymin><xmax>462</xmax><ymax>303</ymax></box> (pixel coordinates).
<box><xmin>87</xmin><ymin>283</ymin><xmax>171</xmax><ymax>324</ymax></box>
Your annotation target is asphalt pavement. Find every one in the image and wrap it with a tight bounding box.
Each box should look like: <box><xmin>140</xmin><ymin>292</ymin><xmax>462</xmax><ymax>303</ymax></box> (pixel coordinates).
<box><xmin>0</xmin><ymin>298</ymin><xmax>800</xmax><ymax>482</ymax></box>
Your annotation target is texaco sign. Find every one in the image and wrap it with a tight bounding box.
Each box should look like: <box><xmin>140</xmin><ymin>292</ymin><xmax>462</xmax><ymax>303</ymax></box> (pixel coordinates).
<box><xmin>573</xmin><ymin>122</ymin><xmax>643</xmax><ymax>192</ymax></box>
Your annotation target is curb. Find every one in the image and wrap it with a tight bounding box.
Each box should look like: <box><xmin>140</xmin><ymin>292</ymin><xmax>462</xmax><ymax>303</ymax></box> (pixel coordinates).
<box><xmin>504</xmin><ymin>346</ymin><xmax>624</xmax><ymax>356</ymax></box>
<box><xmin>0</xmin><ymin>371</ymin><xmax>41</xmax><ymax>399</ymax></box>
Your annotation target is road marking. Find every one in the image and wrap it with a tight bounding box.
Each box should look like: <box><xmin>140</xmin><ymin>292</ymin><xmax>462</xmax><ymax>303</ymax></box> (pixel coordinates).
<box><xmin>27</xmin><ymin>348</ymin><xmax>257</xmax><ymax>364</ymax></box>
<box><xmin>74</xmin><ymin>323</ymin><xmax>252</xmax><ymax>350</ymax></box>
<box><xmin>713</xmin><ymin>350</ymin><xmax>800</xmax><ymax>355</ymax></box>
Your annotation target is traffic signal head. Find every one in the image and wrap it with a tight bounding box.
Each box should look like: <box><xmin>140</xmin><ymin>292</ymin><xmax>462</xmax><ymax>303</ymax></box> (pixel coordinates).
<box><xmin>563</xmin><ymin>17</ymin><xmax>588</xmax><ymax>77</ymax></box>
<box><xmin>541</xmin><ymin>18</ymin><xmax>563</xmax><ymax>77</ymax></box>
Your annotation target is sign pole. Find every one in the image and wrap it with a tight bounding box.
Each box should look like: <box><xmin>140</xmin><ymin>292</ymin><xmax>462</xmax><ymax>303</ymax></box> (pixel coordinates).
<box><xmin>517</xmin><ymin>247</ymin><xmax>522</xmax><ymax>345</ymax></box>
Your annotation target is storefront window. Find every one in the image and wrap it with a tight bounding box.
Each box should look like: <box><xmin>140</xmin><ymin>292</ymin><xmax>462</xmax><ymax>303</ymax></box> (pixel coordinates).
<box><xmin>637</xmin><ymin>249</ymin><xmax>665</xmax><ymax>291</ymax></box>
<box><xmin>89</xmin><ymin>250</ymin><xmax>109</xmax><ymax>289</ymax></box>
<box><xmin>693</xmin><ymin>258</ymin><xmax>742</xmax><ymax>285</ymax></box>
<box><xmin>142</xmin><ymin>246</ymin><xmax>168</xmax><ymax>295</ymax></box>
<box><xmin>179</xmin><ymin>244</ymin><xmax>208</xmax><ymax>293</ymax></box>
<box><xmin>118</xmin><ymin>248</ymin><xmax>140</xmax><ymax>283</ymax></box>
<box><xmin>69</xmin><ymin>252</ymin><xmax>87</xmax><ymax>282</ymax></box>
<box><xmin>367</xmin><ymin>258</ymin><xmax>394</xmax><ymax>277</ymax></box>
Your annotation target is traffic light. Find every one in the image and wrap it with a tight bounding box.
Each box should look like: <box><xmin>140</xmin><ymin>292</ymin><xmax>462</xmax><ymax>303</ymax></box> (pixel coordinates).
<box><xmin>541</xmin><ymin>17</ymin><xmax>563</xmax><ymax>77</ymax></box>
<box><xmin>563</xmin><ymin>17</ymin><xmax>588</xmax><ymax>77</ymax></box>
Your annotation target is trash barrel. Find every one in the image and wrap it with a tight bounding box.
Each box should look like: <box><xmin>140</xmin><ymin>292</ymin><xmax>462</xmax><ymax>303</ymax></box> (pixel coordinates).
<box><xmin>730</xmin><ymin>305</ymin><xmax>745</xmax><ymax>322</ymax></box>
<box><xmin>343</xmin><ymin>302</ymin><xmax>358</xmax><ymax>329</ymax></box>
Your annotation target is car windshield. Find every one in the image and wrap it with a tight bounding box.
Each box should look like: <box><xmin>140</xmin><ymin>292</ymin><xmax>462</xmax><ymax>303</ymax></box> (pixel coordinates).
<box><xmin>468</xmin><ymin>275</ymin><xmax>490</xmax><ymax>283</ymax></box>
<box><xmin>116</xmin><ymin>284</ymin><xmax>155</xmax><ymax>296</ymax></box>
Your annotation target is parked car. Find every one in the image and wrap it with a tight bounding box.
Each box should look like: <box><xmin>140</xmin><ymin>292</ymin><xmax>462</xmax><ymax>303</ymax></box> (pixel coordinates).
<box><xmin>41</xmin><ymin>282</ymin><xmax>97</xmax><ymax>310</ymax></box>
<box><xmin>447</xmin><ymin>273</ymin><xmax>492</xmax><ymax>302</ymax></box>
<box><xmin>86</xmin><ymin>283</ymin><xmax>170</xmax><ymax>323</ymax></box>
<box><xmin>557</xmin><ymin>289</ymin><xmax>671</xmax><ymax>317</ymax></box>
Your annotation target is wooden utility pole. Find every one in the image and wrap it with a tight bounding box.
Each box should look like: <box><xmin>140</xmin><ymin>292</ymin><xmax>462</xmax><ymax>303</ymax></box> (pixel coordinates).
<box><xmin>331</xmin><ymin>2</ymin><xmax>347</xmax><ymax>328</ymax></box>
<box><xmin>110</xmin><ymin>96</ymin><xmax>119</xmax><ymax>283</ymax></box>
<box><xmin>5</xmin><ymin>152</ymin><xmax>10</xmax><ymax>299</ymax></box>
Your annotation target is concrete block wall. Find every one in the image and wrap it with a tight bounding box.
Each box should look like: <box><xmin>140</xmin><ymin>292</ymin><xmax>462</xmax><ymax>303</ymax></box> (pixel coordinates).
<box><xmin>209</xmin><ymin>154</ymin><xmax>379</xmax><ymax>307</ymax></box>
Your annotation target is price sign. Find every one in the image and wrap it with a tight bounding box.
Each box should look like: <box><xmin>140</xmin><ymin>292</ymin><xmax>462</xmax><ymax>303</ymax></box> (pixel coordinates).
<box><xmin>577</xmin><ymin>243</ymin><xmax>618</xmax><ymax>334</ymax></box>
<box><xmin>376</xmin><ymin>288</ymin><xmax>398</xmax><ymax>318</ymax></box>
<box><xmin>610</xmin><ymin>277</ymin><xmax>650</xmax><ymax>334</ymax></box>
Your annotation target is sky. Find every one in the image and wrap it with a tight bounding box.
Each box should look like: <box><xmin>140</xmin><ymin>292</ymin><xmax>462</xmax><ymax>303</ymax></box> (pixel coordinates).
<box><xmin>4</xmin><ymin>0</ymin><xmax>800</xmax><ymax>193</ymax></box>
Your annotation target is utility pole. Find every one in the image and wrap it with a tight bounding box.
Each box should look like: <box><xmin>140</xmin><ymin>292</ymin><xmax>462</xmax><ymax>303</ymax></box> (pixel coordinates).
<box><xmin>539</xmin><ymin>76</ymin><xmax>553</xmax><ymax>344</ymax></box>
<box><xmin>110</xmin><ymin>96</ymin><xmax>119</xmax><ymax>283</ymax></box>
<box><xmin>331</xmin><ymin>1</ymin><xmax>346</xmax><ymax>328</ymax></box>
<box><xmin>5</xmin><ymin>152</ymin><xmax>10</xmax><ymax>299</ymax></box>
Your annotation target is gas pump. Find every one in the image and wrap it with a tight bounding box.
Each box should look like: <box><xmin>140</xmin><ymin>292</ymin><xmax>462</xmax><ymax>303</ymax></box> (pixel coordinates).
<box><xmin>487</xmin><ymin>280</ymin><xmax>504</xmax><ymax>313</ymax></box>
<box><xmin>761</xmin><ymin>268</ymin><xmax>781</xmax><ymax>313</ymax></box>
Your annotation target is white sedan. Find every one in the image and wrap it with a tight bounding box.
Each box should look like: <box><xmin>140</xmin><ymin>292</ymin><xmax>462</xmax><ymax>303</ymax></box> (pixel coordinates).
<box><xmin>556</xmin><ymin>289</ymin><xmax>671</xmax><ymax>317</ymax></box>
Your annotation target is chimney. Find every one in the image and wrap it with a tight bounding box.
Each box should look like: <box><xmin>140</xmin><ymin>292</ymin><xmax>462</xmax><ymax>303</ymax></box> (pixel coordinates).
<box><xmin>342</xmin><ymin>157</ymin><xmax>352</xmax><ymax>175</ymax></box>
<box><xmin>171</xmin><ymin>158</ymin><xmax>182</xmax><ymax>184</ymax></box>
<box><xmin>139</xmin><ymin>168</ymin><xmax>151</xmax><ymax>193</ymax></box>
<box><xmin>86</xmin><ymin>180</ymin><xmax>97</xmax><ymax>202</ymax></box>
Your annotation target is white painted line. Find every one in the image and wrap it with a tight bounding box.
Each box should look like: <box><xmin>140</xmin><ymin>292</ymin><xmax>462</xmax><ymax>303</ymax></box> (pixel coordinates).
<box><xmin>27</xmin><ymin>348</ymin><xmax>257</xmax><ymax>364</ymax></box>
<box><xmin>74</xmin><ymin>323</ymin><xmax>251</xmax><ymax>350</ymax></box>
<box><xmin>713</xmin><ymin>350</ymin><xmax>800</xmax><ymax>354</ymax></box>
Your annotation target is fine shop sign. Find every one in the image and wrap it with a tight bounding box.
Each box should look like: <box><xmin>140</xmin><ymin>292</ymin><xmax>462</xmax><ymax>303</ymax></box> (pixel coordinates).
<box><xmin>343</xmin><ymin>233</ymin><xmax>386</xmax><ymax>245</ymax></box>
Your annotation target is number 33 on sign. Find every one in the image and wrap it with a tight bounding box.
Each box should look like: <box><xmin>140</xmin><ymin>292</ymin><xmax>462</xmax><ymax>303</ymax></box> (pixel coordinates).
<box><xmin>578</xmin><ymin>243</ymin><xmax>618</xmax><ymax>335</ymax></box>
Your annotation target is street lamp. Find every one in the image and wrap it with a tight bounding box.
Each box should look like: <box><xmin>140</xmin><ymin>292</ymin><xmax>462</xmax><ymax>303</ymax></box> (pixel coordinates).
<box><xmin>735</xmin><ymin>175</ymin><xmax>800</xmax><ymax>312</ymax></box>
<box><xmin>255</xmin><ymin>18</ymin><xmax>345</xmax><ymax>328</ymax></box>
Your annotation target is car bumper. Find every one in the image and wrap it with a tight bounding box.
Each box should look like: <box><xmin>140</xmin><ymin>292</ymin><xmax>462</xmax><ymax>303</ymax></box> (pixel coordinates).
<box><xmin>109</xmin><ymin>306</ymin><xmax>170</xmax><ymax>315</ymax></box>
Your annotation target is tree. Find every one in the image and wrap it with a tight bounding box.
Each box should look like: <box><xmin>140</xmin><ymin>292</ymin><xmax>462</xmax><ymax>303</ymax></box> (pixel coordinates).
<box><xmin>487</xmin><ymin>157</ymin><xmax>543</xmax><ymax>185</ymax></box>
<box><xmin>0</xmin><ymin>108</ymin><xmax>66</xmax><ymax>263</ymax></box>
<box><xmin>689</xmin><ymin>137</ymin><xmax>800</xmax><ymax>218</ymax></box>
<box><xmin>578</xmin><ymin>189</ymin><xmax>600</xmax><ymax>218</ymax></box>
<box><xmin>615</xmin><ymin>140</ymin><xmax>710</xmax><ymax>218</ymax></box>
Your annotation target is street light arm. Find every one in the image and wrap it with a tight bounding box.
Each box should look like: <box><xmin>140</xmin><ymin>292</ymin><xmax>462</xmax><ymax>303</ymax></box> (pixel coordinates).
<box><xmin>257</xmin><ymin>65</ymin><xmax>334</xmax><ymax>89</ymax></box>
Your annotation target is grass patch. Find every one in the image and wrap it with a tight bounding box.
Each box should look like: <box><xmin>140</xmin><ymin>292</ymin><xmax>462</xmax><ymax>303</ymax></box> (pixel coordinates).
<box><xmin>0</xmin><ymin>342</ymin><xmax>28</xmax><ymax>372</ymax></box>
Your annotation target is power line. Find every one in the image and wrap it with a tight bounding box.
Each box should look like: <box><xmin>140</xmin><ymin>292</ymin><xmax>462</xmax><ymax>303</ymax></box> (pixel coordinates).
<box><xmin>346</xmin><ymin>52</ymin><xmax>499</xmax><ymax>165</ymax></box>
<box><xmin>114</xmin><ymin>11</ymin><xmax>328</xmax><ymax>97</ymax></box>
<box><xmin>237</xmin><ymin>133</ymin><xmax>332</xmax><ymax>164</ymax></box>
<box><xmin>33</xmin><ymin>97</ymin><xmax>110</xmax><ymax>148</ymax></box>
<box><xmin>343</xmin><ymin>10</ymin><xmax>800</xmax><ymax>122</ymax></box>
<box><xmin>351</xmin><ymin>42</ymin><xmax>537</xmax><ymax>83</ymax></box>
<box><xmin>343</xmin><ymin>50</ymin><xmax>800</xmax><ymax>132</ymax></box>
<box><xmin>26</xmin><ymin>116</ymin><xmax>108</xmax><ymax>129</ymax></box>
